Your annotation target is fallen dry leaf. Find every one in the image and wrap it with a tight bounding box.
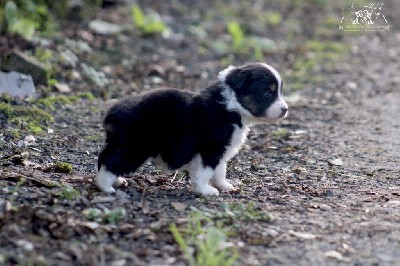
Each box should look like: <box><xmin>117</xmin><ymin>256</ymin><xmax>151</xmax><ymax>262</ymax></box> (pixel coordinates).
<box><xmin>171</xmin><ymin>202</ymin><xmax>188</xmax><ymax>211</ymax></box>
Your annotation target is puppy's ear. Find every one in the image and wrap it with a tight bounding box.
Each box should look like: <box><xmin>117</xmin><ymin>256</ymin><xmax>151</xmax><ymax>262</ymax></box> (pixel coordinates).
<box><xmin>219</xmin><ymin>66</ymin><xmax>249</xmax><ymax>90</ymax></box>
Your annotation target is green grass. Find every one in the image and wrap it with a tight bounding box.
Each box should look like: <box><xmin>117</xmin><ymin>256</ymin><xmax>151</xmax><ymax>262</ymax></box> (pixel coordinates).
<box><xmin>131</xmin><ymin>4</ymin><xmax>167</xmax><ymax>35</ymax></box>
<box><xmin>170</xmin><ymin>211</ymin><xmax>238</xmax><ymax>266</ymax></box>
<box><xmin>57</xmin><ymin>186</ymin><xmax>80</xmax><ymax>201</ymax></box>
<box><xmin>212</xmin><ymin>21</ymin><xmax>276</xmax><ymax>59</ymax></box>
<box><xmin>217</xmin><ymin>202</ymin><xmax>272</xmax><ymax>223</ymax></box>
<box><xmin>83</xmin><ymin>207</ymin><xmax>127</xmax><ymax>225</ymax></box>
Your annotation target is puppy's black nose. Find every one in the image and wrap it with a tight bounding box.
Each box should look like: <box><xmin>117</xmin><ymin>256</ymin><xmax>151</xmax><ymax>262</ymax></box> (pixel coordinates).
<box><xmin>281</xmin><ymin>107</ymin><xmax>288</xmax><ymax>115</ymax></box>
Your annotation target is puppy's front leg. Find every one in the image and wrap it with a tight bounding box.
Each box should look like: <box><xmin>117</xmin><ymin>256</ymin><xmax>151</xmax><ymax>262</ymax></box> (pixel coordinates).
<box><xmin>96</xmin><ymin>166</ymin><xmax>118</xmax><ymax>193</ymax></box>
<box><xmin>211</xmin><ymin>162</ymin><xmax>234</xmax><ymax>192</ymax></box>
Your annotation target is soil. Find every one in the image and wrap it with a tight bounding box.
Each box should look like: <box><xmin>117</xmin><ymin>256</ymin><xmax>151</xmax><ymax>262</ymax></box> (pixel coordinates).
<box><xmin>0</xmin><ymin>1</ymin><xmax>399</xmax><ymax>265</ymax></box>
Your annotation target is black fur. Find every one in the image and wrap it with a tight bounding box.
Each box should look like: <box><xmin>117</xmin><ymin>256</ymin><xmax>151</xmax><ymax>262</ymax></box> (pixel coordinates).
<box><xmin>98</xmin><ymin>84</ymin><xmax>242</xmax><ymax>176</ymax></box>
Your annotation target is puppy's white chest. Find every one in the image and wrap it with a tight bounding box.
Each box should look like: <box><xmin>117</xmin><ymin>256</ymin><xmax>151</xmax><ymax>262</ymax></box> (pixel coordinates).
<box><xmin>222</xmin><ymin>124</ymin><xmax>249</xmax><ymax>162</ymax></box>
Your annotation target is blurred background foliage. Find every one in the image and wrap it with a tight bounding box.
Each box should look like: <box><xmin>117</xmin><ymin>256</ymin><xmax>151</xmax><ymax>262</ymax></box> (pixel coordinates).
<box><xmin>0</xmin><ymin>0</ymin><xmax>357</xmax><ymax>97</ymax></box>
<box><xmin>0</xmin><ymin>0</ymin><xmax>101</xmax><ymax>38</ymax></box>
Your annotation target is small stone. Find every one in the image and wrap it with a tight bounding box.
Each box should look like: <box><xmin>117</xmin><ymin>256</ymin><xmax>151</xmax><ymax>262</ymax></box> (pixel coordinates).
<box><xmin>150</xmin><ymin>76</ymin><xmax>163</xmax><ymax>84</ymax></box>
<box><xmin>111</xmin><ymin>259</ymin><xmax>127</xmax><ymax>266</ymax></box>
<box><xmin>89</xmin><ymin>19</ymin><xmax>124</xmax><ymax>35</ymax></box>
<box><xmin>24</xmin><ymin>135</ymin><xmax>36</xmax><ymax>143</ymax></box>
<box><xmin>171</xmin><ymin>202</ymin><xmax>188</xmax><ymax>211</ymax></box>
<box><xmin>92</xmin><ymin>196</ymin><xmax>116</xmax><ymax>203</ymax></box>
<box><xmin>81</xmin><ymin>221</ymin><xmax>100</xmax><ymax>230</ymax></box>
<box><xmin>289</xmin><ymin>230</ymin><xmax>317</xmax><ymax>240</ymax></box>
<box><xmin>328</xmin><ymin>158</ymin><xmax>343</xmax><ymax>166</ymax></box>
<box><xmin>326</xmin><ymin>189</ymin><xmax>334</xmax><ymax>197</ymax></box>
<box><xmin>16</xmin><ymin>239</ymin><xmax>34</xmax><ymax>251</ymax></box>
<box><xmin>47</xmin><ymin>128</ymin><xmax>54</xmax><ymax>134</ymax></box>
<box><xmin>54</xmin><ymin>83</ymin><xmax>72</xmax><ymax>93</ymax></box>
<box><xmin>294</xmin><ymin>130</ymin><xmax>307</xmax><ymax>135</ymax></box>
<box><xmin>346</xmin><ymin>81</ymin><xmax>358</xmax><ymax>90</ymax></box>
<box><xmin>325</xmin><ymin>250</ymin><xmax>350</xmax><ymax>261</ymax></box>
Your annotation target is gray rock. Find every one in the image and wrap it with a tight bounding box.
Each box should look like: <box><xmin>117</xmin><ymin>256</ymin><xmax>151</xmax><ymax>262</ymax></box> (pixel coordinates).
<box><xmin>0</xmin><ymin>71</ymin><xmax>36</xmax><ymax>97</ymax></box>
<box><xmin>1</xmin><ymin>50</ymin><xmax>50</xmax><ymax>85</ymax></box>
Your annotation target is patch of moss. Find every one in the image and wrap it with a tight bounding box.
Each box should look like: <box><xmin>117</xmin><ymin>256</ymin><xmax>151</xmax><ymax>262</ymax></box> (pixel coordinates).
<box><xmin>54</xmin><ymin>162</ymin><xmax>73</xmax><ymax>173</ymax></box>
<box><xmin>34</xmin><ymin>92</ymin><xmax>95</xmax><ymax>110</ymax></box>
<box><xmin>0</xmin><ymin>102</ymin><xmax>54</xmax><ymax>135</ymax></box>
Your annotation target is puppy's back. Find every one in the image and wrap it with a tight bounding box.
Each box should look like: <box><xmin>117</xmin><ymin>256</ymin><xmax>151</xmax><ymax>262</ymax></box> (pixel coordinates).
<box><xmin>104</xmin><ymin>89</ymin><xmax>199</xmax><ymax>145</ymax></box>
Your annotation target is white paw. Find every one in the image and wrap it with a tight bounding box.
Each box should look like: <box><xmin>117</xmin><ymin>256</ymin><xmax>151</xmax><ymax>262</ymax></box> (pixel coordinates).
<box><xmin>96</xmin><ymin>166</ymin><xmax>117</xmax><ymax>193</ymax></box>
<box><xmin>195</xmin><ymin>184</ymin><xmax>219</xmax><ymax>196</ymax></box>
<box><xmin>214</xmin><ymin>181</ymin><xmax>235</xmax><ymax>192</ymax></box>
<box><xmin>113</xmin><ymin>177</ymin><xmax>127</xmax><ymax>187</ymax></box>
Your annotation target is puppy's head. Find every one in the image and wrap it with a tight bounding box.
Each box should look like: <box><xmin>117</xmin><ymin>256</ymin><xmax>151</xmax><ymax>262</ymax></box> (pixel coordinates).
<box><xmin>219</xmin><ymin>63</ymin><xmax>288</xmax><ymax>121</ymax></box>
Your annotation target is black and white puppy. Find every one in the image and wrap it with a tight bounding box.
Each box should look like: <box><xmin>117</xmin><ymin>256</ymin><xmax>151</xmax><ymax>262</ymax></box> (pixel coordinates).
<box><xmin>96</xmin><ymin>63</ymin><xmax>288</xmax><ymax>196</ymax></box>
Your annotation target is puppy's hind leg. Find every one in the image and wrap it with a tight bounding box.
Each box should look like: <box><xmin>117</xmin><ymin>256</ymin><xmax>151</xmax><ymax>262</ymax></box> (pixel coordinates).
<box><xmin>97</xmin><ymin>146</ymin><xmax>148</xmax><ymax>193</ymax></box>
<box><xmin>210</xmin><ymin>162</ymin><xmax>234</xmax><ymax>192</ymax></box>
<box><xmin>96</xmin><ymin>165</ymin><xmax>118</xmax><ymax>193</ymax></box>
<box><xmin>188</xmin><ymin>155</ymin><xmax>219</xmax><ymax>196</ymax></box>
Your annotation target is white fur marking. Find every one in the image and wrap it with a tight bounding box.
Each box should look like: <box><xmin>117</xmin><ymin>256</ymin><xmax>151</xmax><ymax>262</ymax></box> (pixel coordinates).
<box><xmin>211</xmin><ymin>162</ymin><xmax>234</xmax><ymax>191</ymax></box>
<box><xmin>187</xmin><ymin>154</ymin><xmax>219</xmax><ymax>196</ymax></box>
<box><xmin>96</xmin><ymin>166</ymin><xmax>117</xmax><ymax>193</ymax></box>
<box><xmin>266</xmin><ymin>97</ymin><xmax>288</xmax><ymax>119</ymax></box>
<box><xmin>223</xmin><ymin>124</ymin><xmax>250</xmax><ymax>162</ymax></box>
<box><xmin>220</xmin><ymin>85</ymin><xmax>254</xmax><ymax>122</ymax></box>
<box><xmin>218</xmin><ymin>65</ymin><xmax>236</xmax><ymax>82</ymax></box>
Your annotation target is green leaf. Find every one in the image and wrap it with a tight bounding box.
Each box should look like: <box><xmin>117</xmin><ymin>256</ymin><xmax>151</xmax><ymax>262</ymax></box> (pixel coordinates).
<box><xmin>4</xmin><ymin>1</ymin><xmax>18</xmax><ymax>25</ymax></box>
<box><xmin>227</xmin><ymin>21</ymin><xmax>244</xmax><ymax>51</ymax></box>
<box><xmin>9</xmin><ymin>18</ymin><xmax>36</xmax><ymax>38</ymax></box>
<box><xmin>144</xmin><ymin>20</ymin><xmax>166</xmax><ymax>33</ymax></box>
<box><xmin>266</xmin><ymin>12</ymin><xmax>282</xmax><ymax>26</ymax></box>
<box><xmin>131</xmin><ymin>4</ymin><xmax>145</xmax><ymax>27</ymax></box>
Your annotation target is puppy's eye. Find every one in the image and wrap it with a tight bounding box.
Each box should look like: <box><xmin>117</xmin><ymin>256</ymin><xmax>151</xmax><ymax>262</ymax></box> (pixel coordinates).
<box><xmin>269</xmin><ymin>84</ymin><xmax>276</xmax><ymax>92</ymax></box>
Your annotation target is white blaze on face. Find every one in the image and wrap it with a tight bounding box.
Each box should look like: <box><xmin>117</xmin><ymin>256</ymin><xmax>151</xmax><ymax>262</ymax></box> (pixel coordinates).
<box><xmin>261</xmin><ymin>63</ymin><xmax>288</xmax><ymax>119</ymax></box>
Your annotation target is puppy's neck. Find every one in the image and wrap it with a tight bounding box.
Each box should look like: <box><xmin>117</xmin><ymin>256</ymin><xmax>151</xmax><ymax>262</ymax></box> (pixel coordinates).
<box><xmin>219</xmin><ymin>83</ymin><xmax>254</xmax><ymax>126</ymax></box>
